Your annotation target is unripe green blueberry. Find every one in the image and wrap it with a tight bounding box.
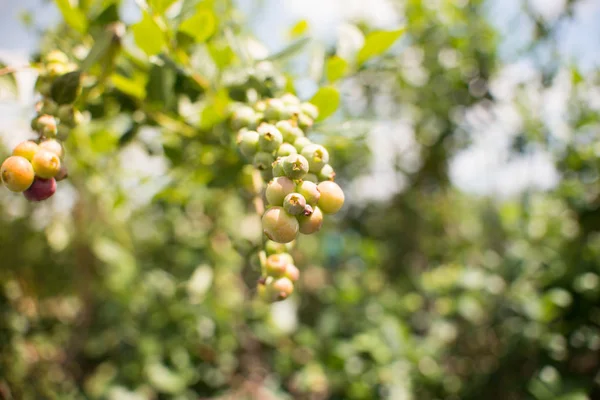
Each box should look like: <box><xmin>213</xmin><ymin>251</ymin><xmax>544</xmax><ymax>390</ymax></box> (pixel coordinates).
<box><xmin>12</xmin><ymin>141</ymin><xmax>39</xmax><ymax>161</ymax></box>
<box><xmin>237</xmin><ymin>130</ymin><xmax>259</xmax><ymax>158</ymax></box>
<box><xmin>300</xmin><ymin>102</ymin><xmax>319</xmax><ymax>120</ymax></box>
<box><xmin>282</xmin><ymin>154</ymin><xmax>309</xmax><ymax>180</ymax></box>
<box><xmin>285</xmin><ymin>264</ymin><xmax>300</xmax><ymax>282</ymax></box>
<box><xmin>265</xmin><ymin>176</ymin><xmax>295</xmax><ymax>206</ymax></box>
<box><xmin>264</xmin><ymin>98</ymin><xmax>289</xmax><ymax>121</ymax></box>
<box><xmin>301</xmin><ymin>144</ymin><xmax>330</xmax><ymax>172</ymax></box>
<box><xmin>265</xmin><ymin>254</ymin><xmax>288</xmax><ymax>277</ymax></box>
<box><xmin>265</xmin><ymin>240</ymin><xmax>293</xmax><ymax>255</ymax></box>
<box><xmin>303</xmin><ymin>173</ymin><xmax>319</xmax><ymax>183</ymax></box>
<box><xmin>272</xmin><ymin>157</ymin><xmax>285</xmax><ymax>177</ymax></box>
<box><xmin>293</xmin><ymin>137</ymin><xmax>312</xmax><ymax>152</ymax></box>
<box><xmin>40</xmin><ymin>99</ymin><xmax>59</xmax><ymax>116</ymax></box>
<box><xmin>1</xmin><ymin>156</ymin><xmax>35</xmax><ymax>192</ymax></box>
<box><xmin>36</xmin><ymin>114</ymin><xmax>58</xmax><ymax>137</ymax></box>
<box><xmin>39</xmin><ymin>139</ymin><xmax>64</xmax><ymax>159</ymax></box>
<box><xmin>253</xmin><ymin>152</ymin><xmax>275</xmax><ymax>171</ymax></box>
<box><xmin>276</xmin><ymin>120</ymin><xmax>305</xmax><ymax>143</ymax></box>
<box><xmin>297</xmin><ymin>113</ymin><xmax>314</xmax><ymax>130</ymax></box>
<box><xmin>317</xmin><ymin>181</ymin><xmax>345</xmax><ymax>214</ymax></box>
<box><xmin>298</xmin><ymin>206</ymin><xmax>324</xmax><ymax>235</ymax></box>
<box><xmin>296</xmin><ymin>180</ymin><xmax>321</xmax><ymax>205</ymax></box>
<box><xmin>257</xmin><ymin>123</ymin><xmax>283</xmax><ymax>152</ymax></box>
<box><xmin>231</xmin><ymin>105</ymin><xmax>258</xmax><ymax>130</ymax></box>
<box><xmin>262</xmin><ymin>206</ymin><xmax>299</xmax><ymax>243</ymax></box>
<box><xmin>283</xmin><ymin>193</ymin><xmax>307</xmax><ymax>216</ymax></box>
<box><xmin>277</xmin><ymin>143</ymin><xmax>297</xmax><ymax>157</ymax></box>
<box><xmin>254</xmin><ymin>100</ymin><xmax>267</xmax><ymax>112</ymax></box>
<box><xmin>286</xmin><ymin>104</ymin><xmax>302</xmax><ymax>119</ymax></box>
<box><xmin>281</xmin><ymin>93</ymin><xmax>300</xmax><ymax>106</ymax></box>
<box><xmin>318</xmin><ymin>164</ymin><xmax>336</xmax><ymax>181</ymax></box>
<box><xmin>23</xmin><ymin>177</ymin><xmax>56</xmax><ymax>202</ymax></box>
<box><xmin>32</xmin><ymin>149</ymin><xmax>61</xmax><ymax>179</ymax></box>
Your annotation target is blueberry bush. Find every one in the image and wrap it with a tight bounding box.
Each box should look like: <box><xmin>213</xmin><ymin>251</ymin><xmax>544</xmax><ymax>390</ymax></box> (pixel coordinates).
<box><xmin>0</xmin><ymin>0</ymin><xmax>599</xmax><ymax>399</ymax></box>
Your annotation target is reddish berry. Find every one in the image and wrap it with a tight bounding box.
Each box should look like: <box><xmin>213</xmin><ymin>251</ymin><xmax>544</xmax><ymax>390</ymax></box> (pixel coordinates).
<box><xmin>1</xmin><ymin>156</ymin><xmax>35</xmax><ymax>192</ymax></box>
<box><xmin>23</xmin><ymin>177</ymin><xmax>56</xmax><ymax>201</ymax></box>
<box><xmin>265</xmin><ymin>254</ymin><xmax>288</xmax><ymax>277</ymax></box>
<box><xmin>12</xmin><ymin>141</ymin><xmax>39</xmax><ymax>161</ymax></box>
<box><xmin>32</xmin><ymin>149</ymin><xmax>61</xmax><ymax>179</ymax></box>
<box><xmin>265</xmin><ymin>177</ymin><xmax>295</xmax><ymax>206</ymax></box>
<box><xmin>317</xmin><ymin>181</ymin><xmax>345</xmax><ymax>214</ymax></box>
<box><xmin>285</xmin><ymin>264</ymin><xmax>300</xmax><ymax>282</ymax></box>
<box><xmin>262</xmin><ymin>206</ymin><xmax>299</xmax><ymax>243</ymax></box>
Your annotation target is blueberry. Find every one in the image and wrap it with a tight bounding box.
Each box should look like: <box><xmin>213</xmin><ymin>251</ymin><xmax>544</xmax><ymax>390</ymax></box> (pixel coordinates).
<box><xmin>265</xmin><ymin>176</ymin><xmax>295</xmax><ymax>206</ymax></box>
<box><xmin>262</xmin><ymin>206</ymin><xmax>299</xmax><ymax>243</ymax></box>
<box><xmin>283</xmin><ymin>193</ymin><xmax>307</xmax><ymax>216</ymax></box>
<box><xmin>1</xmin><ymin>156</ymin><xmax>35</xmax><ymax>192</ymax></box>
<box><xmin>282</xmin><ymin>154</ymin><xmax>309</xmax><ymax>180</ymax></box>
<box><xmin>317</xmin><ymin>181</ymin><xmax>345</xmax><ymax>214</ymax></box>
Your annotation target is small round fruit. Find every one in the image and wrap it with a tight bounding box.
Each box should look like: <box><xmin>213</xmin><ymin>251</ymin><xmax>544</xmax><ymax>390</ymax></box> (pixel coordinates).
<box><xmin>264</xmin><ymin>98</ymin><xmax>288</xmax><ymax>121</ymax></box>
<box><xmin>272</xmin><ymin>158</ymin><xmax>285</xmax><ymax>177</ymax></box>
<box><xmin>293</xmin><ymin>137</ymin><xmax>312</xmax><ymax>152</ymax></box>
<box><xmin>12</xmin><ymin>141</ymin><xmax>39</xmax><ymax>161</ymax></box>
<box><xmin>272</xmin><ymin>277</ymin><xmax>294</xmax><ymax>300</ymax></box>
<box><xmin>1</xmin><ymin>156</ymin><xmax>34</xmax><ymax>192</ymax></box>
<box><xmin>231</xmin><ymin>105</ymin><xmax>258</xmax><ymax>130</ymax></box>
<box><xmin>253</xmin><ymin>152</ymin><xmax>275</xmax><ymax>171</ymax></box>
<box><xmin>265</xmin><ymin>176</ymin><xmax>295</xmax><ymax>206</ymax></box>
<box><xmin>301</xmin><ymin>144</ymin><xmax>330</xmax><ymax>172</ymax></box>
<box><xmin>276</xmin><ymin>120</ymin><xmax>304</xmax><ymax>143</ymax></box>
<box><xmin>282</xmin><ymin>154</ymin><xmax>309</xmax><ymax>180</ymax></box>
<box><xmin>277</xmin><ymin>143</ymin><xmax>297</xmax><ymax>157</ymax></box>
<box><xmin>36</xmin><ymin>114</ymin><xmax>58</xmax><ymax>137</ymax></box>
<box><xmin>317</xmin><ymin>181</ymin><xmax>345</xmax><ymax>214</ymax></box>
<box><xmin>298</xmin><ymin>206</ymin><xmax>324</xmax><ymax>235</ymax></box>
<box><xmin>265</xmin><ymin>254</ymin><xmax>288</xmax><ymax>277</ymax></box>
<box><xmin>296</xmin><ymin>180</ymin><xmax>320</xmax><ymax>205</ymax></box>
<box><xmin>23</xmin><ymin>177</ymin><xmax>56</xmax><ymax>201</ymax></box>
<box><xmin>297</xmin><ymin>113</ymin><xmax>314</xmax><ymax>130</ymax></box>
<box><xmin>257</xmin><ymin>123</ymin><xmax>283</xmax><ymax>152</ymax></box>
<box><xmin>32</xmin><ymin>149</ymin><xmax>61</xmax><ymax>179</ymax></box>
<box><xmin>285</xmin><ymin>264</ymin><xmax>300</xmax><ymax>282</ymax></box>
<box><xmin>265</xmin><ymin>240</ymin><xmax>293</xmax><ymax>255</ymax></box>
<box><xmin>237</xmin><ymin>130</ymin><xmax>259</xmax><ymax>158</ymax></box>
<box><xmin>39</xmin><ymin>139</ymin><xmax>64</xmax><ymax>158</ymax></box>
<box><xmin>281</xmin><ymin>93</ymin><xmax>300</xmax><ymax>105</ymax></box>
<box><xmin>283</xmin><ymin>193</ymin><xmax>307</xmax><ymax>216</ymax></box>
<box><xmin>318</xmin><ymin>164</ymin><xmax>336</xmax><ymax>181</ymax></box>
<box><xmin>55</xmin><ymin>165</ymin><xmax>69</xmax><ymax>182</ymax></box>
<box><xmin>300</xmin><ymin>102</ymin><xmax>319</xmax><ymax>120</ymax></box>
<box><xmin>262</xmin><ymin>206</ymin><xmax>299</xmax><ymax>243</ymax></box>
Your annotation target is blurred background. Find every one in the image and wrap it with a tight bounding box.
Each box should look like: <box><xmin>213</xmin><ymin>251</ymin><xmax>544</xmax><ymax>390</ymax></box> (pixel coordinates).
<box><xmin>1</xmin><ymin>0</ymin><xmax>600</xmax><ymax>399</ymax></box>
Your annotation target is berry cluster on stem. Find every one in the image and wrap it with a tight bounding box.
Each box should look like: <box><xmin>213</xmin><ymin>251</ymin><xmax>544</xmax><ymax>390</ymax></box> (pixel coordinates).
<box><xmin>230</xmin><ymin>93</ymin><xmax>345</xmax><ymax>302</ymax></box>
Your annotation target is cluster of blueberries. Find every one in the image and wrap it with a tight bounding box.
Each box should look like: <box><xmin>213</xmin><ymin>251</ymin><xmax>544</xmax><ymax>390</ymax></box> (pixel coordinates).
<box><xmin>230</xmin><ymin>94</ymin><xmax>345</xmax><ymax>301</ymax></box>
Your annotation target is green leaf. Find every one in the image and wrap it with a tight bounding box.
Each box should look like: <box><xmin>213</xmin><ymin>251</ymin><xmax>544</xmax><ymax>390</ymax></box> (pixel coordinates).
<box><xmin>111</xmin><ymin>73</ymin><xmax>147</xmax><ymax>99</ymax></box>
<box><xmin>326</xmin><ymin>56</ymin><xmax>349</xmax><ymax>83</ymax></box>
<box><xmin>264</xmin><ymin>37</ymin><xmax>311</xmax><ymax>62</ymax></box>
<box><xmin>50</xmin><ymin>71</ymin><xmax>82</xmax><ymax>105</ymax></box>
<box><xmin>289</xmin><ymin>20</ymin><xmax>309</xmax><ymax>38</ymax></box>
<box><xmin>310</xmin><ymin>86</ymin><xmax>340</xmax><ymax>122</ymax></box>
<box><xmin>131</xmin><ymin>11</ymin><xmax>166</xmax><ymax>56</ymax></box>
<box><xmin>149</xmin><ymin>0</ymin><xmax>178</xmax><ymax>14</ymax></box>
<box><xmin>145</xmin><ymin>63</ymin><xmax>176</xmax><ymax>109</ymax></box>
<box><xmin>179</xmin><ymin>9</ymin><xmax>216</xmax><ymax>43</ymax></box>
<box><xmin>55</xmin><ymin>0</ymin><xmax>88</xmax><ymax>34</ymax></box>
<box><xmin>356</xmin><ymin>29</ymin><xmax>405</xmax><ymax>65</ymax></box>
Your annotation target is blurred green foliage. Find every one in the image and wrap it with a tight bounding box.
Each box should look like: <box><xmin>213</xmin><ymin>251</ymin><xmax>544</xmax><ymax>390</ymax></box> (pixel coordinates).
<box><xmin>1</xmin><ymin>0</ymin><xmax>600</xmax><ymax>399</ymax></box>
